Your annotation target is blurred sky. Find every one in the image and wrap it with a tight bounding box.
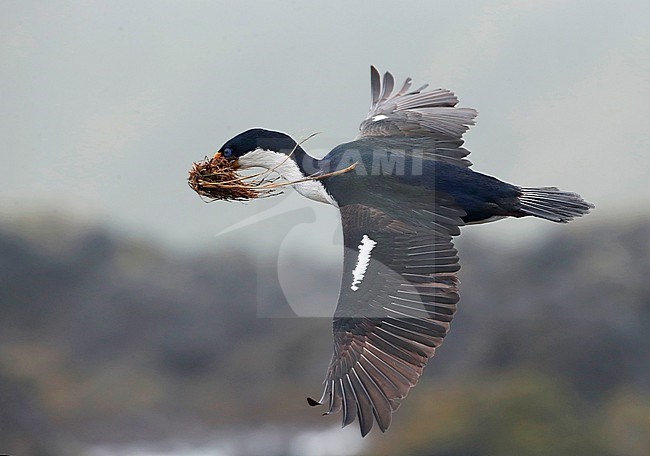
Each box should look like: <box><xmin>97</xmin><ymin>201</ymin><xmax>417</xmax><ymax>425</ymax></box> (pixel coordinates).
<box><xmin>1</xmin><ymin>0</ymin><xmax>649</xmax><ymax>256</ymax></box>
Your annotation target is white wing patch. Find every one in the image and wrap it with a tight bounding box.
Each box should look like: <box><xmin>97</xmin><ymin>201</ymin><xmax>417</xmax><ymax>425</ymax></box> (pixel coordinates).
<box><xmin>350</xmin><ymin>234</ymin><xmax>378</xmax><ymax>291</ymax></box>
<box><xmin>371</xmin><ymin>114</ymin><xmax>388</xmax><ymax>122</ymax></box>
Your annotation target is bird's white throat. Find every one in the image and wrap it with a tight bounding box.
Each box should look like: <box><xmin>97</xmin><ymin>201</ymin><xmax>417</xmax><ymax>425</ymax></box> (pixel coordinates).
<box><xmin>238</xmin><ymin>148</ymin><xmax>337</xmax><ymax>206</ymax></box>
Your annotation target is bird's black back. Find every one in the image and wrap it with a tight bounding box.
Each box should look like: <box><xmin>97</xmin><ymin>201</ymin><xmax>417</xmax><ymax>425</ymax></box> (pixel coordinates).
<box><xmin>319</xmin><ymin>140</ymin><xmax>520</xmax><ymax>224</ymax></box>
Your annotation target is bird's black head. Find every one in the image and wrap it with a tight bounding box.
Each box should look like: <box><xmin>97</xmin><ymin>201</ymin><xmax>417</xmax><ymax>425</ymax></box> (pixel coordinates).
<box><xmin>216</xmin><ymin>128</ymin><xmax>300</xmax><ymax>162</ymax></box>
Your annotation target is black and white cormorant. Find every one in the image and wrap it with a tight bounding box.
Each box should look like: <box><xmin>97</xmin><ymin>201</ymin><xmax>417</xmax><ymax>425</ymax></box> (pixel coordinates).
<box><xmin>210</xmin><ymin>66</ymin><xmax>594</xmax><ymax>436</ymax></box>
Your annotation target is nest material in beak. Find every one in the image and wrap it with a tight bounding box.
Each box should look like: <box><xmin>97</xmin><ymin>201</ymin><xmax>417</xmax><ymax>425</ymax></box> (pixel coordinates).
<box><xmin>188</xmin><ymin>154</ymin><xmax>260</xmax><ymax>201</ymax></box>
<box><xmin>188</xmin><ymin>152</ymin><xmax>358</xmax><ymax>202</ymax></box>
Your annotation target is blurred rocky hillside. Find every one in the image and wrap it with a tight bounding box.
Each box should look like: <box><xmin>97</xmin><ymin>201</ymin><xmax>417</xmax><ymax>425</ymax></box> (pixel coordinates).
<box><xmin>0</xmin><ymin>216</ymin><xmax>648</xmax><ymax>455</ymax></box>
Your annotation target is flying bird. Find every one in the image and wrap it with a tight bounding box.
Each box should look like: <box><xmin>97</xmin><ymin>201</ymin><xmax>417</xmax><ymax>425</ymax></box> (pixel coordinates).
<box><xmin>200</xmin><ymin>66</ymin><xmax>594</xmax><ymax>436</ymax></box>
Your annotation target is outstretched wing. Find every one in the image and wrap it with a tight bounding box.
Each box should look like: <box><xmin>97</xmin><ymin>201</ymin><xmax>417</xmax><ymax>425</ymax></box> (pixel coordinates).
<box><xmin>308</xmin><ymin>194</ymin><xmax>465</xmax><ymax>436</ymax></box>
<box><xmin>359</xmin><ymin>66</ymin><xmax>478</xmax><ymax>142</ymax></box>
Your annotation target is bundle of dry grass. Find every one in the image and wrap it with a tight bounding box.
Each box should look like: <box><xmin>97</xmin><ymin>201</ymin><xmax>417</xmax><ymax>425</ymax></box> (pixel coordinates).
<box><xmin>188</xmin><ymin>154</ymin><xmax>260</xmax><ymax>201</ymax></box>
<box><xmin>188</xmin><ymin>153</ymin><xmax>357</xmax><ymax>202</ymax></box>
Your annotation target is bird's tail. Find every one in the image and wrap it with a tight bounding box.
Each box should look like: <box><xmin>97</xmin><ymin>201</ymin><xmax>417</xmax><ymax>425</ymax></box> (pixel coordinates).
<box><xmin>517</xmin><ymin>186</ymin><xmax>594</xmax><ymax>223</ymax></box>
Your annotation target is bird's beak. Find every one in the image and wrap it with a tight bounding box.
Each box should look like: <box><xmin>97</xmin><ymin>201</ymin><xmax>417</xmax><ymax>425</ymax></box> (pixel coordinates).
<box><xmin>213</xmin><ymin>151</ymin><xmax>239</xmax><ymax>169</ymax></box>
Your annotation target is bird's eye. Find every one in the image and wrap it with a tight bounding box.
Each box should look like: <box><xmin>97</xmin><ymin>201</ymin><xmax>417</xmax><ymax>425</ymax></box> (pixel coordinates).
<box><xmin>223</xmin><ymin>148</ymin><xmax>233</xmax><ymax>158</ymax></box>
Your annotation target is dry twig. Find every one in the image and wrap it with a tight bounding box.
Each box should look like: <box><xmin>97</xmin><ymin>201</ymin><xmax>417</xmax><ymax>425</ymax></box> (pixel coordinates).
<box><xmin>188</xmin><ymin>139</ymin><xmax>356</xmax><ymax>202</ymax></box>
